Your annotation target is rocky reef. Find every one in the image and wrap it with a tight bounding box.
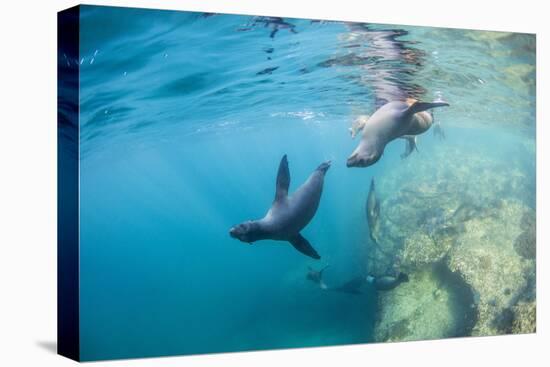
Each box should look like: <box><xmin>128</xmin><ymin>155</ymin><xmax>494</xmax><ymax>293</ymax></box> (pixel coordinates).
<box><xmin>367</xmin><ymin>143</ymin><xmax>535</xmax><ymax>342</ymax></box>
<box><xmin>445</xmin><ymin>200</ymin><xmax>535</xmax><ymax>336</ymax></box>
<box><xmin>374</xmin><ymin>264</ymin><xmax>476</xmax><ymax>342</ymax></box>
<box><xmin>511</xmin><ymin>301</ymin><xmax>536</xmax><ymax>334</ymax></box>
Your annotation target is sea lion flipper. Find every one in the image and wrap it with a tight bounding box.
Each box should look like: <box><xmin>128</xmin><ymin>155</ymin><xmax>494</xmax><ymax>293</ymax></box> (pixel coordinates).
<box><xmin>275</xmin><ymin>154</ymin><xmax>290</xmax><ymax>202</ymax></box>
<box><xmin>400</xmin><ymin>135</ymin><xmax>418</xmax><ymax>159</ymax></box>
<box><xmin>406</xmin><ymin>101</ymin><xmax>449</xmax><ymax>116</ymax></box>
<box><xmin>289</xmin><ymin>234</ymin><xmax>320</xmax><ymax>259</ymax></box>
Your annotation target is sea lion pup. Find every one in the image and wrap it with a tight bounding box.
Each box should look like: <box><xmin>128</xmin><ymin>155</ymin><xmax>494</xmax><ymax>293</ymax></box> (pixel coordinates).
<box><xmin>366</xmin><ymin>272</ymin><xmax>409</xmax><ymax>291</ymax></box>
<box><xmin>346</xmin><ymin>99</ymin><xmax>449</xmax><ymax>167</ymax></box>
<box><xmin>400</xmin><ymin>135</ymin><xmax>418</xmax><ymax>159</ymax></box>
<box><xmin>306</xmin><ymin>265</ymin><xmax>330</xmax><ymax>289</ymax></box>
<box><xmin>229</xmin><ymin>155</ymin><xmax>331</xmax><ymax>259</ymax></box>
<box><xmin>366</xmin><ymin>178</ymin><xmax>381</xmax><ymax>245</ymax></box>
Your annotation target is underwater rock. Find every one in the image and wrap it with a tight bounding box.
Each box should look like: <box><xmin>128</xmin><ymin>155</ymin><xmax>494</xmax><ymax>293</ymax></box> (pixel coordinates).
<box><xmin>446</xmin><ymin>200</ymin><xmax>535</xmax><ymax>336</ymax></box>
<box><xmin>368</xmin><ymin>145</ymin><xmax>533</xmax><ymax>265</ymax></box>
<box><xmin>366</xmin><ymin>145</ymin><xmax>535</xmax><ymax>340</ymax></box>
<box><xmin>511</xmin><ymin>301</ymin><xmax>536</xmax><ymax>334</ymax></box>
<box><xmin>514</xmin><ymin>230</ymin><xmax>536</xmax><ymax>260</ymax></box>
<box><xmin>514</xmin><ymin>210</ymin><xmax>536</xmax><ymax>260</ymax></box>
<box><xmin>380</xmin><ymin>147</ymin><xmax>533</xmax><ymax>211</ymax></box>
<box><xmin>491</xmin><ymin>307</ymin><xmax>515</xmax><ymax>334</ymax></box>
<box><xmin>401</xmin><ymin>232</ymin><xmax>450</xmax><ymax>269</ymax></box>
<box><xmin>374</xmin><ymin>265</ymin><xmax>475</xmax><ymax>342</ymax></box>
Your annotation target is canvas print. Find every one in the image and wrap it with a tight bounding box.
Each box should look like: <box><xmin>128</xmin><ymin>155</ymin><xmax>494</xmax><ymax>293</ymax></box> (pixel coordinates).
<box><xmin>57</xmin><ymin>5</ymin><xmax>536</xmax><ymax>361</ymax></box>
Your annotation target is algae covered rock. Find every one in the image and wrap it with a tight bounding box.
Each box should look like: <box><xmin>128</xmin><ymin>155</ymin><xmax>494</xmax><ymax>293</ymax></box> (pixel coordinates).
<box><xmin>446</xmin><ymin>200</ymin><xmax>535</xmax><ymax>336</ymax></box>
<box><xmin>374</xmin><ymin>265</ymin><xmax>475</xmax><ymax>342</ymax></box>
<box><xmin>511</xmin><ymin>301</ymin><xmax>536</xmax><ymax>334</ymax></box>
<box><xmin>514</xmin><ymin>210</ymin><xmax>536</xmax><ymax>260</ymax></box>
<box><xmin>367</xmin><ymin>143</ymin><xmax>535</xmax><ymax>341</ymax></box>
<box><xmin>401</xmin><ymin>232</ymin><xmax>450</xmax><ymax>269</ymax></box>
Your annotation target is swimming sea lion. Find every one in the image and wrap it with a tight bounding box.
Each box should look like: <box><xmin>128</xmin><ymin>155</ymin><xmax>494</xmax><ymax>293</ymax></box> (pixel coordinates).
<box><xmin>366</xmin><ymin>272</ymin><xmax>409</xmax><ymax>291</ymax></box>
<box><xmin>346</xmin><ymin>99</ymin><xmax>449</xmax><ymax>167</ymax></box>
<box><xmin>229</xmin><ymin>155</ymin><xmax>331</xmax><ymax>259</ymax></box>
<box><xmin>331</xmin><ymin>276</ymin><xmax>366</xmax><ymax>295</ymax></box>
<box><xmin>306</xmin><ymin>265</ymin><xmax>329</xmax><ymax>289</ymax></box>
<box><xmin>366</xmin><ymin>178</ymin><xmax>381</xmax><ymax>245</ymax></box>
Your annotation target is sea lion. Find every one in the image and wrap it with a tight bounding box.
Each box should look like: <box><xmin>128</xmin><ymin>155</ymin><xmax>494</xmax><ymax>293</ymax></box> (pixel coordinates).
<box><xmin>366</xmin><ymin>272</ymin><xmax>409</xmax><ymax>291</ymax></box>
<box><xmin>306</xmin><ymin>265</ymin><xmax>330</xmax><ymax>289</ymax></box>
<box><xmin>346</xmin><ymin>99</ymin><xmax>449</xmax><ymax>167</ymax></box>
<box><xmin>331</xmin><ymin>276</ymin><xmax>366</xmax><ymax>295</ymax></box>
<box><xmin>352</xmin><ymin>104</ymin><xmax>434</xmax><ymax>159</ymax></box>
<box><xmin>366</xmin><ymin>178</ymin><xmax>381</xmax><ymax>245</ymax></box>
<box><xmin>229</xmin><ymin>155</ymin><xmax>330</xmax><ymax>259</ymax></box>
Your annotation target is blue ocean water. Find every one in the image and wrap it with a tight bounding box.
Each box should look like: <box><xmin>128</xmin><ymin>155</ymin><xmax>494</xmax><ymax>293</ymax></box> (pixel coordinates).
<box><xmin>75</xmin><ymin>5</ymin><xmax>535</xmax><ymax>360</ymax></box>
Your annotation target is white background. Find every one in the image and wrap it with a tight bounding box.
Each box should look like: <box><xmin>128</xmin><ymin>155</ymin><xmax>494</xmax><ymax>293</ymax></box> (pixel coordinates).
<box><xmin>0</xmin><ymin>0</ymin><xmax>547</xmax><ymax>365</ymax></box>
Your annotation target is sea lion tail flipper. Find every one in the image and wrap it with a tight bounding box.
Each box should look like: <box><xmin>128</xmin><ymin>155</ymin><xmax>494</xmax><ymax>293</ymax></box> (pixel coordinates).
<box><xmin>275</xmin><ymin>155</ymin><xmax>290</xmax><ymax>201</ymax></box>
<box><xmin>407</xmin><ymin>101</ymin><xmax>449</xmax><ymax>115</ymax></box>
<box><xmin>289</xmin><ymin>234</ymin><xmax>320</xmax><ymax>259</ymax></box>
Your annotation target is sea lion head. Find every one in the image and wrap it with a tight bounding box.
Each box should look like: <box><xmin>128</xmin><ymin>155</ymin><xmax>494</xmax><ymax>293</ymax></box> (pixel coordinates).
<box><xmin>316</xmin><ymin>160</ymin><xmax>332</xmax><ymax>174</ymax></box>
<box><xmin>229</xmin><ymin>221</ymin><xmax>263</xmax><ymax>243</ymax></box>
<box><xmin>346</xmin><ymin>143</ymin><xmax>382</xmax><ymax>168</ymax></box>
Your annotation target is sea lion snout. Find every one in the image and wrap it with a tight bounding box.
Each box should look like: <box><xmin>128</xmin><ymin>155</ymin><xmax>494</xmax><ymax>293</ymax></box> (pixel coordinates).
<box><xmin>346</xmin><ymin>154</ymin><xmax>362</xmax><ymax>167</ymax></box>
<box><xmin>229</xmin><ymin>221</ymin><xmax>263</xmax><ymax>243</ymax></box>
<box><xmin>346</xmin><ymin>152</ymin><xmax>379</xmax><ymax>168</ymax></box>
<box><xmin>317</xmin><ymin>160</ymin><xmax>331</xmax><ymax>173</ymax></box>
<box><xmin>229</xmin><ymin>222</ymin><xmax>250</xmax><ymax>242</ymax></box>
<box><xmin>229</xmin><ymin>226</ymin><xmax>239</xmax><ymax>238</ymax></box>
